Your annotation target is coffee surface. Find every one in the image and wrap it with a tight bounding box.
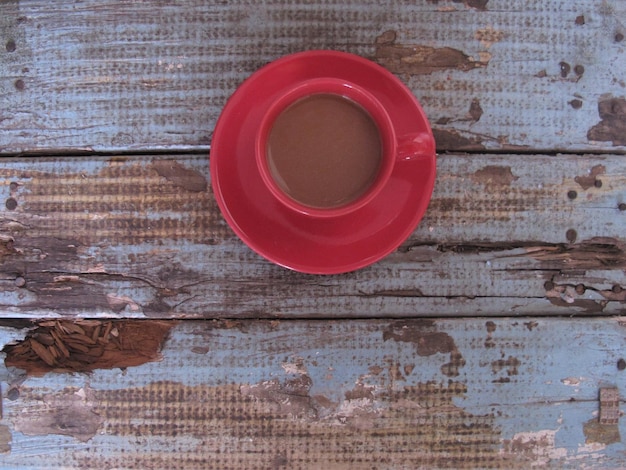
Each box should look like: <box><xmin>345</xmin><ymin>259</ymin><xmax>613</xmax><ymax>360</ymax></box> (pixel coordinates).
<box><xmin>267</xmin><ymin>94</ymin><xmax>382</xmax><ymax>208</ymax></box>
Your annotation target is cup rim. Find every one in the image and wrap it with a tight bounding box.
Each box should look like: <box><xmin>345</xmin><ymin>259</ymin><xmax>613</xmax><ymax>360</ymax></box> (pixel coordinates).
<box><xmin>255</xmin><ymin>77</ymin><xmax>397</xmax><ymax>219</ymax></box>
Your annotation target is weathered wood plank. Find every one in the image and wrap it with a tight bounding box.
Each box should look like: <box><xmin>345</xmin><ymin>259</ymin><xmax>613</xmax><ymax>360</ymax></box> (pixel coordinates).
<box><xmin>0</xmin><ymin>153</ymin><xmax>624</xmax><ymax>318</ymax></box>
<box><xmin>0</xmin><ymin>317</ymin><xmax>624</xmax><ymax>468</ymax></box>
<box><xmin>1</xmin><ymin>0</ymin><xmax>625</xmax><ymax>154</ymax></box>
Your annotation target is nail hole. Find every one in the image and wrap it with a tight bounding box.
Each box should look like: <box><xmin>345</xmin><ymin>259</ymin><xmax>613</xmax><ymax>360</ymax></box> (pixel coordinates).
<box><xmin>618</xmin><ymin>358</ymin><xmax>626</xmax><ymax>371</ymax></box>
<box><xmin>5</xmin><ymin>39</ymin><xmax>16</xmax><ymax>52</ymax></box>
<box><xmin>619</xmin><ymin>203</ymin><xmax>626</xmax><ymax>211</ymax></box>
<box><xmin>7</xmin><ymin>387</ymin><xmax>20</xmax><ymax>400</ymax></box>
<box><xmin>575</xmin><ymin>284</ymin><xmax>585</xmax><ymax>295</ymax></box>
<box><xmin>613</xmin><ymin>285</ymin><xmax>623</xmax><ymax>294</ymax></box>
<box><xmin>14</xmin><ymin>276</ymin><xmax>26</xmax><ymax>288</ymax></box>
<box><xmin>616</xmin><ymin>32</ymin><xmax>624</xmax><ymax>43</ymax></box>
<box><xmin>574</xmin><ymin>64</ymin><xmax>585</xmax><ymax>76</ymax></box>
<box><xmin>9</xmin><ymin>182</ymin><xmax>18</xmax><ymax>192</ymax></box>
<box><xmin>559</xmin><ymin>61</ymin><xmax>571</xmax><ymax>78</ymax></box>
<box><xmin>567</xmin><ymin>190</ymin><xmax>578</xmax><ymax>200</ymax></box>
<box><xmin>5</xmin><ymin>198</ymin><xmax>17</xmax><ymax>210</ymax></box>
<box><xmin>566</xmin><ymin>229</ymin><xmax>577</xmax><ymax>243</ymax></box>
<box><xmin>594</xmin><ymin>179</ymin><xmax>602</xmax><ymax>188</ymax></box>
<box><xmin>569</xmin><ymin>99</ymin><xmax>583</xmax><ymax>109</ymax></box>
<box><xmin>575</xmin><ymin>15</ymin><xmax>585</xmax><ymax>26</ymax></box>
<box><xmin>544</xmin><ymin>281</ymin><xmax>555</xmax><ymax>291</ymax></box>
<box><xmin>14</xmin><ymin>79</ymin><xmax>25</xmax><ymax>91</ymax></box>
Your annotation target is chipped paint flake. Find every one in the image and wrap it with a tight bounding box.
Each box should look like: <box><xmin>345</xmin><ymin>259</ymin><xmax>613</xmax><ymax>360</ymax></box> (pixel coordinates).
<box><xmin>152</xmin><ymin>159</ymin><xmax>208</xmax><ymax>192</ymax></box>
<box><xmin>574</xmin><ymin>164</ymin><xmax>606</xmax><ymax>190</ymax></box>
<box><xmin>106</xmin><ymin>293</ymin><xmax>141</xmax><ymax>312</ymax></box>
<box><xmin>374</xmin><ymin>30</ymin><xmax>489</xmax><ymax>75</ymax></box>
<box><xmin>587</xmin><ymin>96</ymin><xmax>626</xmax><ymax>146</ymax></box>
<box><xmin>502</xmin><ymin>430</ymin><xmax>568</xmax><ymax>466</ymax></box>
<box><xmin>281</xmin><ymin>357</ymin><xmax>308</xmax><ymax>375</ymax></box>
<box><xmin>475</xmin><ymin>26</ymin><xmax>505</xmax><ymax>48</ymax></box>
<box><xmin>472</xmin><ymin>165</ymin><xmax>518</xmax><ymax>187</ymax></box>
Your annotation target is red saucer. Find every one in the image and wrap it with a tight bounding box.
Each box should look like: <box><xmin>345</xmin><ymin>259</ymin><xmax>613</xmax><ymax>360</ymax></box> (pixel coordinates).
<box><xmin>210</xmin><ymin>50</ymin><xmax>436</xmax><ymax>274</ymax></box>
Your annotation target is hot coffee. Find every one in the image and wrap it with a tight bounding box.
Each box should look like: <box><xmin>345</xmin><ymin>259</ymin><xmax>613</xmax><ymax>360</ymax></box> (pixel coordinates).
<box><xmin>267</xmin><ymin>93</ymin><xmax>382</xmax><ymax>208</ymax></box>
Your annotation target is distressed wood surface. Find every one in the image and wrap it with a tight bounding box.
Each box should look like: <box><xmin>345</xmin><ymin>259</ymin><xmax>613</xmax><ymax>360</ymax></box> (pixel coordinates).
<box><xmin>0</xmin><ymin>317</ymin><xmax>625</xmax><ymax>468</ymax></box>
<box><xmin>1</xmin><ymin>0</ymin><xmax>625</xmax><ymax>154</ymax></box>
<box><xmin>0</xmin><ymin>153</ymin><xmax>624</xmax><ymax>318</ymax></box>
<box><xmin>1</xmin><ymin>0</ymin><xmax>626</xmax><ymax>467</ymax></box>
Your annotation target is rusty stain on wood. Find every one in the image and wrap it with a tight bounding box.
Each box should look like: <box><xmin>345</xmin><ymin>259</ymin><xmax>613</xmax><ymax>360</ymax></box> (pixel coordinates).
<box><xmin>374</xmin><ymin>30</ymin><xmax>489</xmax><ymax>76</ymax></box>
<box><xmin>3</xmin><ymin>320</ymin><xmax>173</xmax><ymax>376</ymax></box>
<box><xmin>587</xmin><ymin>96</ymin><xmax>626</xmax><ymax>146</ymax></box>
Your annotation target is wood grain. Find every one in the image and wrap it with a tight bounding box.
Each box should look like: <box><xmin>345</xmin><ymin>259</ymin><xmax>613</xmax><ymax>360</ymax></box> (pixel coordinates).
<box><xmin>0</xmin><ymin>153</ymin><xmax>623</xmax><ymax>318</ymax></box>
<box><xmin>1</xmin><ymin>0</ymin><xmax>625</xmax><ymax>467</ymax></box>
<box><xmin>0</xmin><ymin>318</ymin><xmax>625</xmax><ymax>468</ymax></box>
<box><xmin>1</xmin><ymin>0</ymin><xmax>625</xmax><ymax>154</ymax></box>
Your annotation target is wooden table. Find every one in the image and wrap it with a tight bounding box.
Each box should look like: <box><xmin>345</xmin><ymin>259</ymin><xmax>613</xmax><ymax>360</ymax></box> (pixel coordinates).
<box><xmin>1</xmin><ymin>1</ymin><xmax>625</xmax><ymax>468</ymax></box>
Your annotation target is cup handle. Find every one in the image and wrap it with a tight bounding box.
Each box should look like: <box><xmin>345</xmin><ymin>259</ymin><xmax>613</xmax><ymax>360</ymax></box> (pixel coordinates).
<box><xmin>397</xmin><ymin>131</ymin><xmax>436</xmax><ymax>161</ymax></box>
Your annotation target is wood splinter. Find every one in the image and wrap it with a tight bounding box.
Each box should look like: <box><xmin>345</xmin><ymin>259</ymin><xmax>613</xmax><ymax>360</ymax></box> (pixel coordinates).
<box><xmin>2</xmin><ymin>320</ymin><xmax>174</xmax><ymax>376</ymax></box>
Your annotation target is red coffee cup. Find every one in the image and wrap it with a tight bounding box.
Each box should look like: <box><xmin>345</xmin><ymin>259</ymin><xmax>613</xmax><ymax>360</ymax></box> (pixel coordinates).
<box><xmin>211</xmin><ymin>50</ymin><xmax>436</xmax><ymax>274</ymax></box>
<box><xmin>256</xmin><ymin>77</ymin><xmax>434</xmax><ymax>218</ymax></box>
